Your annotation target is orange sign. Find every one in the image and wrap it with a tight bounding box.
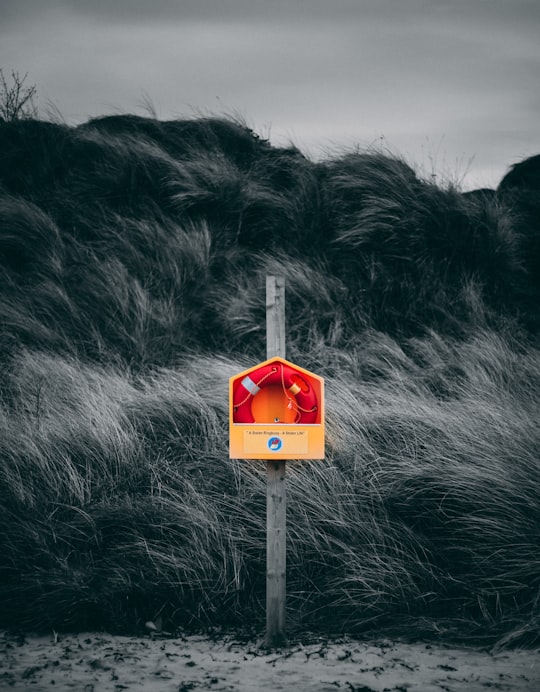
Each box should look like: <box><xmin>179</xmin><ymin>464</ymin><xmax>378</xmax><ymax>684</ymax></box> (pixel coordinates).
<box><xmin>229</xmin><ymin>356</ymin><xmax>325</xmax><ymax>459</ymax></box>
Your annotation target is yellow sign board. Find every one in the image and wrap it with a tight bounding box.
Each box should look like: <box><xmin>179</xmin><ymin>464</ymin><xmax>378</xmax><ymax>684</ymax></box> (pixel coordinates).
<box><xmin>229</xmin><ymin>356</ymin><xmax>325</xmax><ymax>460</ymax></box>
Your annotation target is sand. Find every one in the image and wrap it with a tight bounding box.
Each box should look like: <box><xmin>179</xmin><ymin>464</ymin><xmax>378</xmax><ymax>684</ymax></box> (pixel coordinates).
<box><xmin>1</xmin><ymin>630</ymin><xmax>538</xmax><ymax>691</ymax></box>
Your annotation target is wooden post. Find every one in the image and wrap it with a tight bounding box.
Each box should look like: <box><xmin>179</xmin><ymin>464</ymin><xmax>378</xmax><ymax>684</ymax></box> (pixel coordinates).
<box><xmin>266</xmin><ymin>275</ymin><xmax>286</xmax><ymax>360</ymax></box>
<box><xmin>265</xmin><ymin>275</ymin><xmax>287</xmax><ymax>647</ymax></box>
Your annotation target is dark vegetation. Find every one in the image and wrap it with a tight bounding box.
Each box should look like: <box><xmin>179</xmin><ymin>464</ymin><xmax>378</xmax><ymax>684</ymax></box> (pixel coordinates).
<box><xmin>0</xmin><ymin>113</ymin><xmax>539</xmax><ymax>648</ymax></box>
<box><xmin>0</xmin><ymin>69</ymin><xmax>38</xmax><ymax>123</ymax></box>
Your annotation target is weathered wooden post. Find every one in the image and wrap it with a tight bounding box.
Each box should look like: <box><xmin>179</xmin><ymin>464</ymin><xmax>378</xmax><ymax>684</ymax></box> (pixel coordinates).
<box><xmin>265</xmin><ymin>275</ymin><xmax>287</xmax><ymax>647</ymax></box>
<box><xmin>228</xmin><ymin>277</ymin><xmax>324</xmax><ymax>649</ymax></box>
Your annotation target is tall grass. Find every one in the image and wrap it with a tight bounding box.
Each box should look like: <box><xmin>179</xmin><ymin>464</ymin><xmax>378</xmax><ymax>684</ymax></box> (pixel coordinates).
<box><xmin>0</xmin><ymin>114</ymin><xmax>539</xmax><ymax>646</ymax></box>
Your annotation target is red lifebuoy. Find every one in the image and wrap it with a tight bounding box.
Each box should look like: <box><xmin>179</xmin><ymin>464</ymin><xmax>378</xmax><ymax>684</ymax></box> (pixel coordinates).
<box><xmin>233</xmin><ymin>362</ymin><xmax>318</xmax><ymax>424</ymax></box>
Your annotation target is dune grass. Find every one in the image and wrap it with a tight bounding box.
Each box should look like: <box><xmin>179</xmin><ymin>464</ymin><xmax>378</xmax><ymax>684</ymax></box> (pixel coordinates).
<box><xmin>0</xmin><ymin>114</ymin><xmax>539</xmax><ymax>647</ymax></box>
<box><xmin>1</xmin><ymin>333</ymin><xmax>538</xmax><ymax>646</ymax></box>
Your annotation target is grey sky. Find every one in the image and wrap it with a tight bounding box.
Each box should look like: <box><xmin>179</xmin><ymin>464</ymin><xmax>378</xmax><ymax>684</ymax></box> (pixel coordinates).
<box><xmin>1</xmin><ymin>0</ymin><xmax>539</xmax><ymax>189</ymax></box>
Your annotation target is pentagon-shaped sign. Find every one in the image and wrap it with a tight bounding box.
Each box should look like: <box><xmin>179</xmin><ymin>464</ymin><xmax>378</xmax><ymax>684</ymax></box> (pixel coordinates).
<box><xmin>229</xmin><ymin>356</ymin><xmax>324</xmax><ymax>459</ymax></box>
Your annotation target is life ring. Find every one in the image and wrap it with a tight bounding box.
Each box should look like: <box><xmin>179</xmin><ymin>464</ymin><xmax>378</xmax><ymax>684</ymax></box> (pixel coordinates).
<box><xmin>233</xmin><ymin>362</ymin><xmax>318</xmax><ymax>424</ymax></box>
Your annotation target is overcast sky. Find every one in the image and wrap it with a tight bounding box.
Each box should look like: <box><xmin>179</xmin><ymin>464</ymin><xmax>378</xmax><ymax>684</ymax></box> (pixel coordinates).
<box><xmin>1</xmin><ymin>0</ymin><xmax>539</xmax><ymax>189</ymax></box>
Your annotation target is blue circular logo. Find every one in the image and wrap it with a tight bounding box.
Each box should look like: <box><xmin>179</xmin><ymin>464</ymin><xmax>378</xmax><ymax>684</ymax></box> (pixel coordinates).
<box><xmin>267</xmin><ymin>436</ymin><xmax>283</xmax><ymax>451</ymax></box>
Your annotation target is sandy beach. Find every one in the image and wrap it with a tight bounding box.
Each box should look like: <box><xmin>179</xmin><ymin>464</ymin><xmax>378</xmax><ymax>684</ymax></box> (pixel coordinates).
<box><xmin>1</xmin><ymin>630</ymin><xmax>538</xmax><ymax>691</ymax></box>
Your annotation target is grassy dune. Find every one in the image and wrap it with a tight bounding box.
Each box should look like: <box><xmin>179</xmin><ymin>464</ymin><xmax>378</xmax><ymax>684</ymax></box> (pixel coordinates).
<box><xmin>0</xmin><ymin>115</ymin><xmax>539</xmax><ymax>647</ymax></box>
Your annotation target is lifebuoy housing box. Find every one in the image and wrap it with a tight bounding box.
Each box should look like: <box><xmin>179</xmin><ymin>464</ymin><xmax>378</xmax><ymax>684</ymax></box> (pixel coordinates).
<box><xmin>229</xmin><ymin>356</ymin><xmax>325</xmax><ymax>460</ymax></box>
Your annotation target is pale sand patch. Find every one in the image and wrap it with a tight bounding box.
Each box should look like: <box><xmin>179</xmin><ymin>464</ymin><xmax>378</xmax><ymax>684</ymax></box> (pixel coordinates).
<box><xmin>1</xmin><ymin>630</ymin><xmax>538</xmax><ymax>691</ymax></box>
